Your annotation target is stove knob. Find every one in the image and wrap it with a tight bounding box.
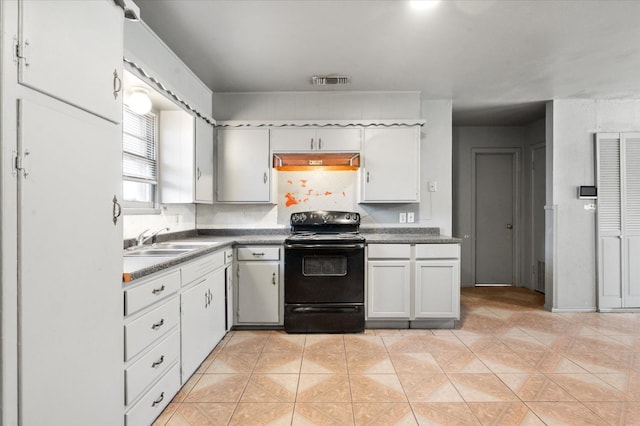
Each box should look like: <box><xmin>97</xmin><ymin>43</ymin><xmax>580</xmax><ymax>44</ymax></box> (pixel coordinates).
<box><xmin>345</xmin><ymin>213</ymin><xmax>351</xmax><ymax>220</ymax></box>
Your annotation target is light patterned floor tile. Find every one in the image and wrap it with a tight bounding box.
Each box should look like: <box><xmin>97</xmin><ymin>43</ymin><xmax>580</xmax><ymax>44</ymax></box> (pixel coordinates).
<box><xmin>254</xmin><ymin>351</ymin><xmax>303</xmax><ymax>374</ymax></box>
<box><xmin>398</xmin><ymin>373</ymin><xmax>464</xmax><ymax>402</ymax></box>
<box><xmin>353</xmin><ymin>402</ymin><xmax>417</xmax><ymax>425</ymax></box>
<box><xmin>165</xmin><ymin>402</ymin><xmax>236</xmax><ymax>426</ymax></box>
<box><xmin>346</xmin><ymin>351</ymin><xmax>395</xmax><ymax>374</ymax></box>
<box><xmin>410</xmin><ymin>402</ymin><xmax>480</xmax><ymax>425</ymax></box>
<box><xmin>467</xmin><ymin>402</ymin><xmax>545</xmax><ymax>425</ymax></box>
<box><xmin>184</xmin><ymin>374</ymin><xmax>250</xmax><ymax>403</ymax></box>
<box><xmin>221</xmin><ymin>332</ymin><xmax>269</xmax><ymax>353</ymax></box>
<box><xmin>228</xmin><ymin>402</ymin><xmax>294</xmax><ymax>426</ymax></box>
<box><xmin>297</xmin><ymin>374</ymin><xmax>351</xmax><ymax>403</ymax></box>
<box><xmin>448</xmin><ymin>373</ymin><xmax>518</xmax><ymax>402</ymax></box>
<box><xmin>304</xmin><ymin>335</ymin><xmax>345</xmax><ymax>353</ymax></box>
<box><xmin>293</xmin><ymin>402</ymin><xmax>354</xmax><ymax>425</ymax></box>
<box><xmin>390</xmin><ymin>353</ymin><xmax>443</xmax><ymax>374</ymax></box>
<box><xmin>205</xmin><ymin>351</ymin><xmax>260</xmax><ymax>374</ymax></box>
<box><xmin>476</xmin><ymin>352</ymin><xmax>538</xmax><ymax>373</ymax></box>
<box><xmin>497</xmin><ymin>373</ymin><xmax>576</xmax><ymax>401</ymax></box>
<box><xmin>546</xmin><ymin>373</ymin><xmax>628</xmax><ymax>401</ymax></box>
<box><xmin>525</xmin><ymin>401</ymin><xmax>609</xmax><ymax>425</ymax></box>
<box><xmin>350</xmin><ymin>374</ymin><xmax>407</xmax><ymax>402</ymax></box>
<box><xmin>582</xmin><ymin>401</ymin><xmax>640</xmax><ymax>426</ymax></box>
<box><xmin>241</xmin><ymin>374</ymin><xmax>299</xmax><ymax>402</ymax></box>
<box><xmin>301</xmin><ymin>351</ymin><xmax>348</xmax><ymax>374</ymax></box>
<box><xmin>431</xmin><ymin>351</ymin><xmax>492</xmax><ymax>373</ymax></box>
<box><xmin>263</xmin><ymin>333</ymin><xmax>306</xmax><ymax>352</ymax></box>
<box><xmin>344</xmin><ymin>335</ymin><xmax>387</xmax><ymax>352</ymax></box>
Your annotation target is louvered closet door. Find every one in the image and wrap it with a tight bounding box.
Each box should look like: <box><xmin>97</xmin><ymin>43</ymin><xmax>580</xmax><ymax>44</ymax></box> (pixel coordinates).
<box><xmin>597</xmin><ymin>133</ymin><xmax>623</xmax><ymax>308</ymax></box>
<box><xmin>623</xmin><ymin>133</ymin><xmax>640</xmax><ymax>306</ymax></box>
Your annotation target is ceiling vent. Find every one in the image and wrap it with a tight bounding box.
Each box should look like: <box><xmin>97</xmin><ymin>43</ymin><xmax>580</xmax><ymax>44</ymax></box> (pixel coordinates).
<box><xmin>311</xmin><ymin>75</ymin><xmax>351</xmax><ymax>85</ymax></box>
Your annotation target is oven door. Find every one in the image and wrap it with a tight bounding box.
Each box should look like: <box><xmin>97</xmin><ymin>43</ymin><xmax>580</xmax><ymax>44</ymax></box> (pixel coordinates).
<box><xmin>284</xmin><ymin>243</ymin><xmax>364</xmax><ymax>304</ymax></box>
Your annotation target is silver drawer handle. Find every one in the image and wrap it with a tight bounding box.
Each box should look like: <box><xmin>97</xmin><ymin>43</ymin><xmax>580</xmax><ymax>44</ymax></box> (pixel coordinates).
<box><xmin>151</xmin><ymin>355</ymin><xmax>164</xmax><ymax>368</ymax></box>
<box><xmin>272</xmin><ymin>273</ymin><xmax>276</xmax><ymax>285</ymax></box>
<box><xmin>151</xmin><ymin>319</ymin><xmax>164</xmax><ymax>330</ymax></box>
<box><xmin>151</xmin><ymin>392</ymin><xmax>164</xmax><ymax>407</ymax></box>
<box><xmin>252</xmin><ymin>252</ymin><xmax>265</xmax><ymax>257</ymax></box>
<box><xmin>152</xmin><ymin>285</ymin><xmax>165</xmax><ymax>295</ymax></box>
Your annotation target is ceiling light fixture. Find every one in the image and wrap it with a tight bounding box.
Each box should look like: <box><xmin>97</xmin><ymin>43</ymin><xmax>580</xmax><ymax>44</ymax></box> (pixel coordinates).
<box><xmin>311</xmin><ymin>75</ymin><xmax>351</xmax><ymax>85</ymax></box>
<box><xmin>409</xmin><ymin>0</ymin><xmax>440</xmax><ymax>11</ymax></box>
<box><xmin>126</xmin><ymin>87</ymin><xmax>152</xmax><ymax>114</ymax></box>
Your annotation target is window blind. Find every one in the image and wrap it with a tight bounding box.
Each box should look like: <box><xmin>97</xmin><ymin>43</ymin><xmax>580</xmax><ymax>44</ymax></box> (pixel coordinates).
<box><xmin>123</xmin><ymin>106</ymin><xmax>157</xmax><ymax>183</ymax></box>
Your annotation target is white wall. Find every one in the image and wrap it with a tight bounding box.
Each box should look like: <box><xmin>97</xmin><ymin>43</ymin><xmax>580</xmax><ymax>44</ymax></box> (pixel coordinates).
<box><xmin>123</xmin><ymin>204</ymin><xmax>196</xmax><ymax>240</ymax></box>
<box><xmin>200</xmin><ymin>92</ymin><xmax>453</xmax><ymax>234</ymax></box>
<box><xmin>547</xmin><ymin>99</ymin><xmax>640</xmax><ymax>311</ymax></box>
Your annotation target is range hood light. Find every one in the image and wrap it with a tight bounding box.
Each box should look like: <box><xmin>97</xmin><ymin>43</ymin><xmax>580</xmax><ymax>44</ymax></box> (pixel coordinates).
<box><xmin>273</xmin><ymin>153</ymin><xmax>360</xmax><ymax>171</ymax></box>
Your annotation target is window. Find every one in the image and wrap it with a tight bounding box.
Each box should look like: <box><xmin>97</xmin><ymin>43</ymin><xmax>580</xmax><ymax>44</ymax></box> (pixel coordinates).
<box><xmin>123</xmin><ymin>106</ymin><xmax>158</xmax><ymax>210</ymax></box>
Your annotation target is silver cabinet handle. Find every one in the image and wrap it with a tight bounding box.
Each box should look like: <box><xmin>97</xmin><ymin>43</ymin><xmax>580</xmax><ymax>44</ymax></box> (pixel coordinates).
<box><xmin>151</xmin><ymin>319</ymin><xmax>164</xmax><ymax>330</ymax></box>
<box><xmin>151</xmin><ymin>355</ymin><xmax>164</xmax><ymax>368</ymax></box>
<box><xmin>196</xmin><ymin>167</ymin><xmax>201</xmax><ymax>180</ymax></box>
<box><xmin>151</xmin><ymin>392</ymin><xmax>165</xmax><ymax>407</ymax></box>
<box><xmin>152</xmin><ymin>285</ymin><xmax>165</xmax><ymax>295</ymax></box>
<box><xmin>366</xmin><ymin>171</ymin><xmax>370</xmax><ymax>183</ymax></box>
<box><xmin>318</xmin><ymin>138</ymin><xmax>322</xmax><ymax>150</ymax></box>
<box><xmin>113</xmin><ymin>69</ymin><xmax>122</xmax><ymax>100</ymax></box>
<box><xmin>112</xmin><ymin>195</ymin><xmax>122</xmax><ymax>226</ymax></box>
<box><xmin>272</xmin><ymin>272</ymin><xmax>276</xmax><ymax>285</ymax></box>
<box><xmin>263</xmin><ymin>172</ymin><xmax>268</xmax><ymax>184</ymax></box>
<box><xmin>310</xmin><ymin>138</ymin><xmax>314</xmax><ymax>150</ymax></box>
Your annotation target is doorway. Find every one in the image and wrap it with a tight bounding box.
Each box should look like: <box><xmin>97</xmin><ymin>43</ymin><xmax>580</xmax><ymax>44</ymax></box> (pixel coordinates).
<box><xmin>472</xmin><ymin>150</ymin><xmax>519</xmax><ymax>286</ymax></box>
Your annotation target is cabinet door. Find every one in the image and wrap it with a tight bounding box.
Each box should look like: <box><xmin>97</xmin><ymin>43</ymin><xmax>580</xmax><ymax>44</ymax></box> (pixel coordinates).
<box><xmin>181</xmin><ymin>268</ymin><xmax>226</xmax><ymax>382</ymax></box>
<box><xmin>361</xmin><ymin>127</ymin><xmax>420</xmax><ymax>202</ymax></box>
<box><xmin>367</xmin><ymin>260</ymin><xmax>411</xmax><ymax>318</ymax></box>
<box><xmin>217</xmin><ymin>128</ymin><xmax>271</xmax><ymax>202</ymax></box>
<box><xmin>316</xmin><ymin>128</ymin><xmax>362</xmax><ymax>151</ymax></box>
<box><xmin>271</xmin><ymin>128</ymin><xmax>316</xmax><ymax>152</ymax></box>
<box><xmin>414</xmin><ymin>260</ymin><xmax>460</xmax><ymax>319</ymax></box>
<box><xmin>195</xmin><ymin>119</ymin><xmax>214</xmax><ymax>203</ymax></box>
<box><xmin>18</xmin><ymin>98</ymin><xmax>123</xmax><ymax>425</ymax></box>
<box><xmin>159</xmin><ymin>110</ymin><xmax>195</xmax><ymax>203</ymax></box>
<box><xmin>19</xmin><ymin>0</ymin><xmax>123</xmax><ymax>123</ymax></box>
<box><xmin>237</xmin><ymin>262</ymin><xmax>280</xmax><ymax>323</ymax></box>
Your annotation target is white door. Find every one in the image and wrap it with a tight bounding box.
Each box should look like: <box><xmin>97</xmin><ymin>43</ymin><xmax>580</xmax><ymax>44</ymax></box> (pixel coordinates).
<box><xmin>475</xmin><ymin>152</ymin><xmax>516</xmax><ymax>285</ymax></box>
<box><xmin>18</xmin><ymin>98</ymin><xmax>123</xmax><ymax>425</ymax></box>
<box><xmin>19</xmin><ymin>0</ymin><xmax>124</xmax><ymax>123</ymax></box>
<box><xmin>623</xmin><ymin>133</ymin><xmax>640</xmax><ymax>306</ymax></box>
<box><xmin>217</xmin><ymin>128</ymin><xmax>271</xmax><ymax>202</ymax></box>
<box><xmin>532</xmin><ymin>145</ymin><xmax>546</xmax><ymax>292</ymax></box>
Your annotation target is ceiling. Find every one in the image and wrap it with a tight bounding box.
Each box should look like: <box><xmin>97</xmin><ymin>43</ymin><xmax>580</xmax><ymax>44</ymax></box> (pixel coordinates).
<box><xmin>134</xmin><ymin>0</ymin><xmax>640</xmax><ymax>125</ymax></box>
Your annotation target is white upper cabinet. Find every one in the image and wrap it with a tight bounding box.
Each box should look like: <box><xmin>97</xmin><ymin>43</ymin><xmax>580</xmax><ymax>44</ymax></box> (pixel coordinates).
<box><xmin>159</xmin><ymin>112</ymin><xmax>214</xmax><ymax>204</ymax></box>
<box><xmin>271</xmin><ymin>127</ymin><xmax>361</xmax><ymax>152</ymax></box>
<box><xmin>217</xmin><ymin>128</ymin><xmax>272</xmax><ymax>203</ymax></box>
<box><xmin>195</xmin><ymin>119</ymin><xmax>215</xmax><ymax>203</ymax></box>
<box><xmin>18</xmin><ymin>0</ymin><xmax>124</xmax><ymax>123</ymax></box>
<box><xmin>360</xmin><ymin>126</ymin><xmax>421</xmax><ymax>203</ymax></box>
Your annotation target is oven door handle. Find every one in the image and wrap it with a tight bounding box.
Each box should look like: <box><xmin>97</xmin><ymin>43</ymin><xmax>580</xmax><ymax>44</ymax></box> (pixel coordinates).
<box><xmin>290</xmin><ymin>306</ymin><xmax>362</xmax><ymax>314</ymax></box>
<box><xmin>284</xmin><ymin>243</ymin><xmax>365</xmax><ymax>249</ymax></box>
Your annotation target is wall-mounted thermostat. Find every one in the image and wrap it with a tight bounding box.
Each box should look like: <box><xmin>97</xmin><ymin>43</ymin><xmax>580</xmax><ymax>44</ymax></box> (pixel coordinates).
<box><xmin>578</xmin><ymin>186</ymin><xmax>597</xmax><ymax>199</ymax></box>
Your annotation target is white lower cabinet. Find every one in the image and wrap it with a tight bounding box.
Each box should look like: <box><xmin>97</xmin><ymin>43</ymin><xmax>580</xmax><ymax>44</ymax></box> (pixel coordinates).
<box><xmin>236</xmin><ymin>246</ymin><xmax>281</xmax><ymax>324</ymax></box>
<box><xmin>124</xmin><ymin>249</ymin><xmax>228</xmax><ymax>425</ymax></box>
<box><xmin>366</xmin><ymin>243</ymin><xmax>460</xmax><ymax>325</ymax></box>
<box><xmin>367</xmin><ymin>244</ymin><xmax>411</xmax><ymax>318</ymax></box>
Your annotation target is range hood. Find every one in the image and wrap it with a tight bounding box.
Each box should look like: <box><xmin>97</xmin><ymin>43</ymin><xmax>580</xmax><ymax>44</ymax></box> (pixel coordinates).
<box><xmin>273</xmin><ymin>153</ymin><xmax>360</xmax><ymax>171</ymax></box>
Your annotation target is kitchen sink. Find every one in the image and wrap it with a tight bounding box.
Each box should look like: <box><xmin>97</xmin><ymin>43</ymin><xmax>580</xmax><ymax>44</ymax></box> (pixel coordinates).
<box><xmin>124</xmin><ymin>248</ymin><xmax>191</xmax><ymax>257</ymax></box>
<box><xmin>156</xmin><ymin>242</ymin><xmax>217</xmax><ymax>250</ymax></box>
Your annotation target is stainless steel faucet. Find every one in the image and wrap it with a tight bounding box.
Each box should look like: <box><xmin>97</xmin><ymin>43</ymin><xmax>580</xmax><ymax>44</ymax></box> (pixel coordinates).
<box><xmin>136</xmin><ymin>227</ymin><xmax>170</xmax><ymax>247</ymax></box>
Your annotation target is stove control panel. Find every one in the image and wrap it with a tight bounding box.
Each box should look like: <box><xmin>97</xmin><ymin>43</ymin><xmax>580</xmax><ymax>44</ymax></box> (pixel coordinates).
<box><xmin>290</xmin><ymin>210</ymin><xmax>360</xmax><ymax>225</ymax></box>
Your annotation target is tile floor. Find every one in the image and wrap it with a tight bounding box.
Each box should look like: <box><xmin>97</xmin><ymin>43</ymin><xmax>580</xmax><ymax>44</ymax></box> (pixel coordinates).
<box><xmin>153</xmin><ymin>287</ymin><xmax>640</xmax><ymax>425</ymax></box>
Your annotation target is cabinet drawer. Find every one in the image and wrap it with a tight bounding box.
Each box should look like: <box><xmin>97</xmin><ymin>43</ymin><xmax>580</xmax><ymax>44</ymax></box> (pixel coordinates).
<box><xmin>415</xmin><ymin>244</ymin><xmax>460</xmax><ymax>259</ymax></box>
<box><xmin>368</xmin><ymin>244</ymin><xmax>411</xmax><ymax>259</ymax></box>
<box><xmin>124</xmin><ymin>270</ymin><xmax>181</xmax><ymax>316</ymax></box>
<box><xmin>237</xmin><ymin>246</ymin><xmax>280</xmax><ymax>261</ymax></box>
<box><xmin>224</xmin><ymin>248</ymin><xmax>234</xmax><ymax>265</ymax></box>
<box><xmin>125</xmin><ymin>330</ymin><xmax>180</xmax><ymax>405</ymax></box>
<box><xmin>182</xmin><ymin>251</ymin><xmax>225</xmax><ymax>286</ymax></box>
<box><xmin>125</xmin><ymin>297</ymin><xmax>179</xmax><ymax>361</ymax></box>
<box><xmin>125</xmin><ymin>363</ymin><xmax>180</xmax><ymax>426</ymax></box>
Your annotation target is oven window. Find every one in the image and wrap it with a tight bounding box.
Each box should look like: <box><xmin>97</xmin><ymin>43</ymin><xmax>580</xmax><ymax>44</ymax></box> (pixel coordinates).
<box><xmin>303</xmin><ymin>256</ymin><xmax>347</xmax><ymax>276</ymax></box>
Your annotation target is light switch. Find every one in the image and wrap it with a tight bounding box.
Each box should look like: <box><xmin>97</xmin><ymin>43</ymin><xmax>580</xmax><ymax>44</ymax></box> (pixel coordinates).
<box><xmin>428</xmin><ymin>181</ymin><xmax>438</xmax><ymax>192</ymax></box>
<box><xmin>399</xmin><ymin>212</ymin><xmax>407</xmax><ymax>223</ymax></box>
<box><xmin>407</xmin><ymin>212</ymin><xmax>415</xmax><ymax>223</ymax></box>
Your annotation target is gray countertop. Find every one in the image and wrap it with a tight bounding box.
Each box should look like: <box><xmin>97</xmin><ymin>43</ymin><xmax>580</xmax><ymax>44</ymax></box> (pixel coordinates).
<box><xmin>123</xmin><ymin>229</ymin><xmax>460</xmax><ymax>284</ymax></box>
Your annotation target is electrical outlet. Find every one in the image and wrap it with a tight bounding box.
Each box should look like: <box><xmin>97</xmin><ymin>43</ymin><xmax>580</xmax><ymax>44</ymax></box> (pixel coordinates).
<box><xmin>428</xmin><ymin>181</ymin><xmax>438</xmax><ymax>192</ymax></box>
<box><xmin>407</xmin><ymin>212</ymin><xmax>415</xmax><ymax>223</ymax></box>
<box><xmin>399</xmin><ymin>212</ymin><xmax>407</xmax><ymax>223</ymax></box>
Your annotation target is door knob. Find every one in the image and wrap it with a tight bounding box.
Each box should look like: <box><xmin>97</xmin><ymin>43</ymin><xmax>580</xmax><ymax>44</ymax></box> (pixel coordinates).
<box><xmin>506</xmin><ymin>224</ymin><xmax>513</xmax><ymax>229</ymax></box>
